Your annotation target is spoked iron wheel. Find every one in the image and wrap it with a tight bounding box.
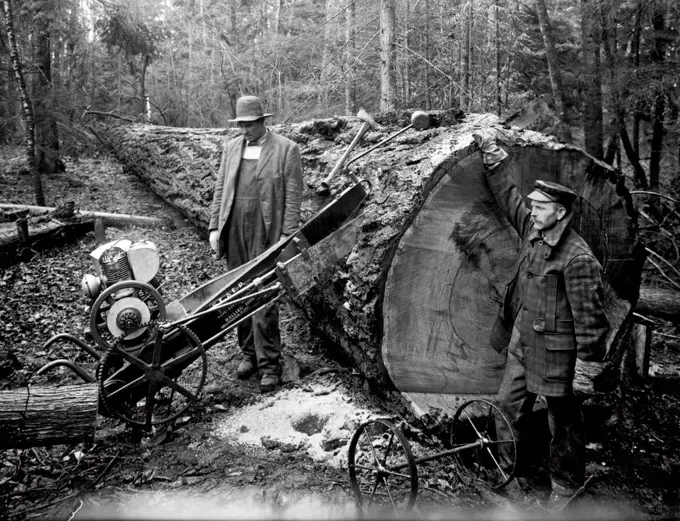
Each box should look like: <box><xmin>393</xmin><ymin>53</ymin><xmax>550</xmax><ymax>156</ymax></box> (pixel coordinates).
<box><xmin>449</xmin><ymin>399</ymin><xmax>517</xmax><ymax>490</ymax></box>
<box><xmin>90</xmin><ymin>280</ymin><xmax>167</xmax><ymax>353</ymax></box>
<box><xmin>348</xmin><ymin>419</ymin><xmax>418</xmax><ymax>514</ymax></box>
<box><xmin>99</xmin><ymin>324</ymin><xmax>206</xmax><ymax>430</ymax></box>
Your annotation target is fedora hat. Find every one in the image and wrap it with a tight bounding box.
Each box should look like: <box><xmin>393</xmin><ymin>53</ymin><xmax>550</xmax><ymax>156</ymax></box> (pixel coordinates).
<box><xmin>229</xmin><ymin>96</ymin><xmax>274</xmax><ymax>122</ymax></box>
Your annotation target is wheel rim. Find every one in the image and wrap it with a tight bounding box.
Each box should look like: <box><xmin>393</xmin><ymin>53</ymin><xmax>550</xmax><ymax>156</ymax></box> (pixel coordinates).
<box><xmin>449</xmin><ymin>399</ymin><xmax>516</xmax><ymax>490</ymax></box>
<box><xmin>348</xmin><ymin>419</ymin><xmax>418</xmax><ymax>514</ymax></box>
<box><xmin>99</xmin><ymin>325</ymin><xmax>206</xmax><ymax>429</ymax></box>
<box><xmin>90</xmin><ymin>280</ymin><xmax>166</xmax><ymax>353</ymax></box>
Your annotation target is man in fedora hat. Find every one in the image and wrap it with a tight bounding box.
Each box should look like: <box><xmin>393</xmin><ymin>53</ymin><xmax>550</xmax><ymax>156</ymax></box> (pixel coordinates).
<box><xmin>209</xmin><ymin>95</ymin><xmax>303</xmax><ymax>392</ymax></box>
<box><xmin>473</xmin><ymin>129</ymin><xmax>609</xmax><ymax>511</ymax></box>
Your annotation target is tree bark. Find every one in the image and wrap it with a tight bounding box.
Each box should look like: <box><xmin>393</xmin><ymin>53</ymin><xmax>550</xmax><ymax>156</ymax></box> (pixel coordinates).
<box><xmin>2</xmin><ymin>0</ymin><xmax>45</xmax><ymax>206</ymax></box>
<box><xmin>535</xmin><ymin>0</ymin><xmax>571</xmax><ymax>142</ymax></box>
<box><xmin>460</xmin><ymin>2</ymin><xmax>472</xmax><ymax>111</ymax></box>
<box><xmin>0</xmin><ymin>384</ymin><xmax>98</xmax><ymax>449</ymax></box>
<box><xmin>31</xmin><ymin>0</ymin><xmax>62</xmax><ymax>174</ymax></box>
<box><xmin>649</xmin><ymin>6</ymin><xmax>667</xmax><ymax>191</ymax></box>
<box><xmin>344</xmin><ymin>0</ymin><xmax>356</xmax><ymax>115</ymax></box>
<box><xmin>636</xmin><ymin>286</ymin><xmax>680</xmax><ymax>322</ymax></box>
<box><xmin>98</xmin><ymin>112</ymin><xmax>643</xmax><ymax>417</ymax></box>
<box><xmin>379</xmin><ymin>0</ymin><xmax>396</xmax><ymax>111</ymax></box>
<box><xmin>580</xmin><ymin>0</ymin><xmax>603</xmax><ymax>159</ymax></box>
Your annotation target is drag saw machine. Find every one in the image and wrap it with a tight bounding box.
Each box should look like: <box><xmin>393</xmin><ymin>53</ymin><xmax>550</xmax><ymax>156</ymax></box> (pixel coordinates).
<box><xmin>36</xmin><ymin>182</ymin><xmax>369</xmax><ymax>431</ymax></box>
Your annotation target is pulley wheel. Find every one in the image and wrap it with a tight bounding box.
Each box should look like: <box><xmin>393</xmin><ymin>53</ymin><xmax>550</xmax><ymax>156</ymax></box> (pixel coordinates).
<box><xmin>348</xmin><ymin>419</ymin><xmax>418</xmax><ymax>514</ymax></box>
<box><xmin>449</xmin><ymin>399</ymin><xmax>516</xmax><ymax>490</ymax></box>
<box><xmin>99</xmin><ymin>324</ymin><xmax>207</xmax><ymax>429</ymax></box>
<box><xmin>90</xmin><ymin>280</ymin><xmax>166</xmax><ymax>353</ymax></box>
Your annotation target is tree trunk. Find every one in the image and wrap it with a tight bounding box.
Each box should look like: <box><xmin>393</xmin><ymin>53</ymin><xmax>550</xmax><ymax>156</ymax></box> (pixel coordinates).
<box><xmin>460</xmin><ymin>2</ymin><xmax>472</xmax><ymax>111</ymax></box>
<box><xmin>423</xmin><ymin>0</ymin><xmax>431</xmax><ymax>110</ymax></box>
<box><xmin>379</xmin><ymin>0</ymin><xmax>396</xmax><ymax>111</ymax></box>
<box><xmin>580</xmin><ymin>0</ymin><xmax>603</xmax><ymax>159</ymax></box>
<box><xmin>2</xmin><ymin>0</ymin><xmax>45</xmax><ymax>206</ymax></box>
<box><xmin>344</xmin><ymin>0</ymin><xmax>356</xmax><ymax>115</ymax></box>
<box><xmin>0</xmin><ymin>384</ymin><xmax>98</xmax><ymax>449</ymax></box>
<box><xmin>32</xmin><ymin>0</ymin><xmax>62</xmax><ymax>174</ymax></box>
<box><xmin>98</xmin><ymin>112</ymin><xmax>644</xmax><ymax>417</ymax></box>
<box><xmin>535</xmin><ymin>0</ymin><xmax>571</xmax><ymax>142</ymax></box>
<box><xmin>649</xmin><ymin>7</ymin><xmax>666</xmax><ymax>191</ymax></box>
<box><xmin>495</xmin><ymin>0</ymin><xmax>501</xmax><ymax>116</ymax></box>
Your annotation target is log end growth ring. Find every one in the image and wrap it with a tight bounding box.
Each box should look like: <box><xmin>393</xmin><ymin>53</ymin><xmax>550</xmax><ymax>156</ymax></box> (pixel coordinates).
<box><xmin>382</xmin><ymin>142</ymin><xmax>641</xmax><ymax>416</ymax></box>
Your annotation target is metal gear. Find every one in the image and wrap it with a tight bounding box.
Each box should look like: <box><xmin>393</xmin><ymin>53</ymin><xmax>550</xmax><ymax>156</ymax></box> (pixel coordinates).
<box><xmin>98</xmin><ymin>323</ymin><xmax>206</xmax><ymax>429</ymax></box>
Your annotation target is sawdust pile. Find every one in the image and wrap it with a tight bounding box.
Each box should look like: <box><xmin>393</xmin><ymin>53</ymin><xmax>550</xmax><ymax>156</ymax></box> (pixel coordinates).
<box><xmin>212</xmin><ymin>385</ymin><xmax>377</xmax><ymax>467</ymax></box>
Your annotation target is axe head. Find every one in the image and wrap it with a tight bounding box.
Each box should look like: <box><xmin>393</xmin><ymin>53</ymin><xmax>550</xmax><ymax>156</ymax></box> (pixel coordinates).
<box><xmin>357</xmin><ymin>108</ymin><xmax>378</xmax><ymax>130</ymax></box>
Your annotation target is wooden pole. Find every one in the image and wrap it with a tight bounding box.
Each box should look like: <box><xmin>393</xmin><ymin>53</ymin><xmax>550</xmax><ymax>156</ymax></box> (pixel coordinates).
<box><xmin>0</xmin><ymin>203</ymin><xmax>173</xmax><ymax>229</ymax></box>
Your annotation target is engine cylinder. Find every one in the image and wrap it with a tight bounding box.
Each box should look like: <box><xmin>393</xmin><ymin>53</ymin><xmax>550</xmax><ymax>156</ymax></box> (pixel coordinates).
<box><xmin>100</xmin><ymin>247</ymin><xmax>132</xmax><ymax>285</ymax></box>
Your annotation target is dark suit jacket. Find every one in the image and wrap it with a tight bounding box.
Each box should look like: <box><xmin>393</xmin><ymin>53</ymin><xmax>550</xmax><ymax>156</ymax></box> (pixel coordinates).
<box><xmin>209</xmin><ymin>131</ymin><xmax>303</xmax><ymax>257</ymax></box>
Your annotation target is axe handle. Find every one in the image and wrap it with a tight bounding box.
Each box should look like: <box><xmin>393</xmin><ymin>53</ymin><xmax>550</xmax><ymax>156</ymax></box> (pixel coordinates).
<box><xmin>346</xmin><ymin>124</ymin><xmax>413</xmax><ymax>168</ymax></box>
<box><xmin>320</xmin><ymin>121</ymin><xmax>371</xmax><ymax>189</ymax></box>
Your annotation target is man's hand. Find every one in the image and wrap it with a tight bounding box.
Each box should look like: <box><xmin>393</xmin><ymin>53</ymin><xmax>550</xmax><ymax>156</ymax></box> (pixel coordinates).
<box><xmin>472</xmin><ymin>128</ymin><xmax>509</xmax><ymax>166</ymax></box>
<box><xmin>572</xmin><ymin>358</ymin><xmax>607</xmax><ymax>397</ymax></box>
<box><xmin>209</xmin><ymin>230</ymin><xmax>220</xmax><ymax>253</ymax></box>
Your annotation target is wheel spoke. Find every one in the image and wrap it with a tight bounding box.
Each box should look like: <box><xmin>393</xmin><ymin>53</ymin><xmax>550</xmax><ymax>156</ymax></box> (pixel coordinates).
<box><xmin>463</xmin><ymin>409</ymin><xmax>484</xmax><ymax>439</ymax></box>
<box><xmin>382</xmin><ymin>476</ymin><xmax>397</xmax><ymax>512</ymax></box>
<box><xmin>363</xmin><ymin>428</ymin><xmax>382</xmax><ymax>467</ymax></box>
<box><xmin>484</xmin><ymin>447</ymin><xmax>507</xmax><ymax>481</ymax></box>
<box><xmin>367</xmin><ymin>478</ymin><xmax>380</xmax><ymax>507</ymax></box>
<box><xmin>158</xmin><ymin>374</ymin><xmax>198</xmax><ymax>401</ymax></box>
<box><xmin>353</xmin><ymin>464</ymin><xmax>379</xmax><ymax>472</ymax></box>
<box><xmin>382</xmin><ymin>431</ymin><xmax>395</xmax><ymax>466</ymax></box>
<box><xmin>152</xmin><ymin>328</ymin><xmax>163</xmax><ymax>366</ymax></box>
<box><xmin>116</xmin><ymin>348</ymin><xmax>150</xmax><ymax>372</ymax></box>
<box><xmin>106</xmin><ymin>374</ymin><xmax>146</xmax><ymax>399</ymax></box>
<box><xmin>144</xmin><ymin>381</ymin><xmax>158</xmax><ymax>428</ymax></box>
<box><xmin>382</xmin><ymin>469</ymin><xmax>414</xmax><ymax>480</ymax></box>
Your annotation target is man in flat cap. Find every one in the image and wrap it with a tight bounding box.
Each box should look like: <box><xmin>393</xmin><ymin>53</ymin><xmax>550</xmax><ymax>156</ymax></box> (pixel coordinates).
<box><xmin>209</xmin><ymin>95</ymin><xmax>303</xmax><ymax>393</ymax></box>
<box><xmin>473</xmin><ymin>129</ymin><xmax>609</xmax><ymax>511</ymax></box>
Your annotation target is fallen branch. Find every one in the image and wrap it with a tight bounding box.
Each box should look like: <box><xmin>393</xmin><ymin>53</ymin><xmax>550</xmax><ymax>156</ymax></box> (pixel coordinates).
<box><xmin>645</xmin><ymin>257</ymin><xmax>680</xmax><ymax>291</ymax></box>
<box><xmin>0</xmin><ymin>203</ymin><xmax>173</xmax><ymax>229</ymax></box>
<box><xmin>92</xmin><ymin>450</ymin><xmax>120</xmax><ymax>488</ymax></box>
<box><xmin>82</xmin><ymin>110</ymin><xmax>136</xmax><ymax>123</ymax></box>
<box><xmin>630</xmin><ymin>191</ymin><xmax>679</xmax><ymax>205</ymax></box>
<box><xmin>645</xmin><ymin>247</ymin><xmax>680</xmax><ymax>285</ymax></box>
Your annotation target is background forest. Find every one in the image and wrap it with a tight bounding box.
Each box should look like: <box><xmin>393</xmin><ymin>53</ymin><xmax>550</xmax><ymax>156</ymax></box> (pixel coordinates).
<box><xmin>1</xmin><ymin>0</ymin><xmax>680</xmax><ymax>282</ymax></box>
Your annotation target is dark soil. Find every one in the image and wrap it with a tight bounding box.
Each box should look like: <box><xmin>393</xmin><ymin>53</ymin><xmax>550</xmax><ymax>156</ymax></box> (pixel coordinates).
<box><xmin>1</xmin><ymin>147</ymin><xmax>680</xmax><ymax>520</ymax></box>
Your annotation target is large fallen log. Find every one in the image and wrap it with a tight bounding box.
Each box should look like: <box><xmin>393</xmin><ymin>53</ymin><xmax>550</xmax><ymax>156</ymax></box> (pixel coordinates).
<box><xmin>100</xmin><ymin>112</ymin><xmax>645</xmax><ymax>418</ymax></box>
<box><xmin>0</xmin><ymin>384</ymin><xmax>98</xmax><ymax>448</ymax></box>
<box><xmin>636</xmin><ymin>286</ymin><xmax>680</xmax><ymax>321</ymax></box>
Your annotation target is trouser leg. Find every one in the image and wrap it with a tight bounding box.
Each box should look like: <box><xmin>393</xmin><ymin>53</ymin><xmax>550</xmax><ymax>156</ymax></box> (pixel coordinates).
<box><xmin>496</xmin><ymin>327</ymin><xmax>536</xmax><ymax>477</ymax></box>
<box><xmin>236</xmin><ymin>320</ymin><xmax>255</xmax><ymax>362</ymax></box>
<box><xmin>546</xmin><ymin>395</ymin><xmax>585</xmax><ymax>495</ymax></box>
<box><xmin>252</xmin><ymin>302</ymin><xmax>281</xmax><ymax>375</ymax></box>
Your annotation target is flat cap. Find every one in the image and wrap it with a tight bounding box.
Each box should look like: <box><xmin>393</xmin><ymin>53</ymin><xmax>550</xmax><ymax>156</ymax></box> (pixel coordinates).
<box><xmin>528</xmin><ymin>180</ymin><xmax>577</xmax><ymax>207</ymax></box>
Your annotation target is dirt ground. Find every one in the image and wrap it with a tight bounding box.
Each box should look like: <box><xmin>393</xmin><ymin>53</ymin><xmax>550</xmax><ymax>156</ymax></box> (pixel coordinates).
<box><xmin>1</xmin><ymin>148</ymin><xmax>680</xmax><ymax>520</ymax></box>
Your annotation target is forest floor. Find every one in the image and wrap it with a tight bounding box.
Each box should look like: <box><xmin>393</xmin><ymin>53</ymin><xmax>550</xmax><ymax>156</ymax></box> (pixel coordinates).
<box><xmin>1</xmin><ymin>147</ymin><xmax>680</xmax><ymax>520</ymax></box>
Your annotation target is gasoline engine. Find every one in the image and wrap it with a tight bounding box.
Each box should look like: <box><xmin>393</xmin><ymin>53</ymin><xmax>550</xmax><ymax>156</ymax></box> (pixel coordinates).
<box><xmin>81</xmin><ymin>239</ymin><xmax>167</xmax><ymax>354</ymax></box>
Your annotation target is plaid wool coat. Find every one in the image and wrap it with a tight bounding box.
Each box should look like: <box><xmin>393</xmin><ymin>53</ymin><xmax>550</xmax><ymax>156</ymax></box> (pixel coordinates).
<box><xmin>485</xmin><ymin>162</ymin><xmax>610</xmax><ymax>397</ymax></box>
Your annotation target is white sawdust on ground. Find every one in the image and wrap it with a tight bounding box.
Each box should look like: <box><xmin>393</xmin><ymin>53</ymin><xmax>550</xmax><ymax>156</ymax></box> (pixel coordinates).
<box><xmin>212</xmin><ymin>385</ymin><xmax>379</xmax><ymax>468</ymax></box>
